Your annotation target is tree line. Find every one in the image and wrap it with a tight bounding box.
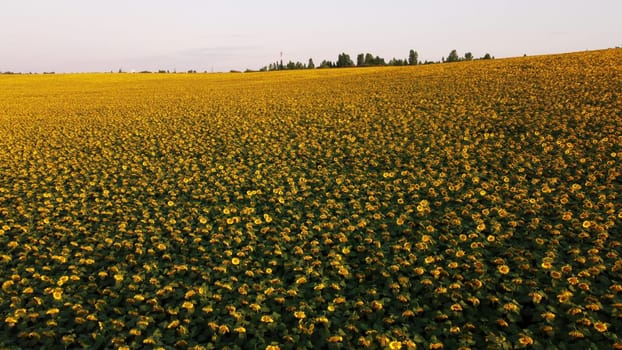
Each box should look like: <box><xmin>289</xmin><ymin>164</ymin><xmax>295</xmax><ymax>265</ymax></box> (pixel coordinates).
<box><xmin>1</xmin><ymin>49</ymin><xmax>494</xmax><ymax>75</ymax></box>
<box><xmin>257</xmin><ymin>49</ymin><xmax>493</xmax><ymax>72</ymax></box>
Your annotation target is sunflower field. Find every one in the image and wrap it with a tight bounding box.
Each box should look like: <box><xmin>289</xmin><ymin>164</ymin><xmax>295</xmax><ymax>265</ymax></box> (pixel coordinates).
<box><xmin>0</xmin><ymin>49</ymin><xmax>621</xmax><ymax>349</ymax></box>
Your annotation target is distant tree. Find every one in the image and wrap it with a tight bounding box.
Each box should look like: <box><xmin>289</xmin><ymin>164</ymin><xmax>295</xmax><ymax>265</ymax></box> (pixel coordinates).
<box><xmin>482</xmin><ymin>53</ymin><xmax>492</xmax><ymax>60</ymax></box>
<box><xmin>318</xmin><ymin>60</ymin><xmax>334</xmax><ymax>68</ymax></box>
<box><xmin>464</xmin><ymin>52</ymin><xmax>473</xmax><ymax>61</ymax></box>
<box><xmin>359</xmin><ymin>53</ymin><xmax>386</xmax><ymax>66</ymax></box>
<box><xmin>357</xmin><ymin>53</ymin><xmax>365</xmax><ymax>66</ymax></box>
<box><xmin>269</xmin><ymin>62</ymin><xmax>282</xmax><ymax>71</ymax></box>
<box><xmin>389</xmin><ymin>58</ymin><xmax>408</xmax><ymax>66</ymax></box>
<box><xmin>336</xmin><ymin>53</ymin><xmax>354</xmax><ymax>67</ymax></box>
<box><xmin>408</xmin><ymin>49</ymin><xmax>418</xmax><ymax>65</ymax></box>
<box><xmin>281</xmin><ymin>61</ymin><xmax>305</xmax><ymax>70</ymax></box>
<box><xmin>446</xmin><ymin>50</ymin><xmax>459</xmax><ymax>63</ymax></box>
<box><xmin>307</xmin><ymin>58</ymin><xmax>315</xmax><ymax>69</ymax></box>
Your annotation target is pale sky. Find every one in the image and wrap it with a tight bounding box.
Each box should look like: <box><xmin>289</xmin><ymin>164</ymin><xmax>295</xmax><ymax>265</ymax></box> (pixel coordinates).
<box><xmin>2</xmin><ymin>0</ymin><xmax>621</xmax><ymax>73</ymax></box>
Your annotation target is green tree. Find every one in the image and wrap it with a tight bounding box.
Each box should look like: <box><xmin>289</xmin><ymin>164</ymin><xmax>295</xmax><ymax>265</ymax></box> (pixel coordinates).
<box><xmin>318</xmin><ymin>60</ymin><xmax>333</xmax><ymax>68</ymax></box>
<box><xmin>336</xmin><ymin>53</ymin><xmax>354</xmax><ymax>67</ymax></box>
<box><xmin>464</xmin><ymin>52</ymin><xmax>473</xmax><ymax>61</ymax></box>
<box><xmin>408</xmin><ymin>49</ymin><xmax>418</xmax><ymax>65</ymax></box>
<box><xmin>389</xmin><ymin>58</ymin><xmax>407</xmax><ymax>66</ymax></box>
<box><xmin>446</xmin><ymin>49</ymin><xmax>459</xmax><ymax>63</ymax></box>
<box><xmin>307</xmin><ymin>58</ymin><xmax>315</xmax><ymax>69</ymax></box>
<box><xmin>357</xmin><ymin>53</ymin><xmax>365</xmax><ymax>66</ymax></box>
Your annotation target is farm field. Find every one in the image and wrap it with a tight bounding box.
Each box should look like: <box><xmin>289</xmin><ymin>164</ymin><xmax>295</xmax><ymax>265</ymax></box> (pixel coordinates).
<box><xmin>0</xmin><ymin>49</ymin><xmax>621</xmax><ymax>349</ymax></box>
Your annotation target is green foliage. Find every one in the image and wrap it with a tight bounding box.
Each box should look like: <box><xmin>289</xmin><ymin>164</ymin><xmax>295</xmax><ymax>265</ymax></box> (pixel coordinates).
<box><xmin>446</xmin><ymin>49</ymin><xmax>460</xmax><ymax>63</ymax></box>
<box><xmin>409</xmin><ymin>49</ymin><xmax>418</xmax><ymax>65</ymax></box>
<box><xmin>357</xmin><ymin>53</ymin><xmax>365</xmax><ymax>67</ymax></box>
<box><xmin>318</xmin><ymin>60</ymin><xmax>334</xmax><ymax>68</ymax></box>
<box><xmin>336</xmin><ymin>53</ymin><xmax>354</xmax><ymax>67</ymax></box>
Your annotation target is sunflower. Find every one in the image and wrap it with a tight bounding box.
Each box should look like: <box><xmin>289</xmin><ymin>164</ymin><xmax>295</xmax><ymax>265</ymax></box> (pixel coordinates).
<box><xmin>450</xmin><ymin>303</ymin><xmax>463</xmax><ymax>312</ymax></box>
<box><xmin>594</xmin><ymin>322</ymin><xmax>608</xmax><ymax>333</ymax></box>
<box><xmin>57</xmin><ymin>275</ymin><xmax>69</xmax><ymax>286</ymax></box>
<box><xmin>218</xmin><ymin>325</ymin><xmax>229</xmax><ymax>334</ymax></box>
<box><xmin>503</xmin><ymin>303</ymin><xmax>519</xmax><ymax>313</ymax></box>
<box><xmin>529</xmin><ymin>292</ymin><xmax>543</xmax><ymax>304</ymax></box>
<box><xmin>182</xmin><ymin>301</ymin><xmax>194</xmax><ymax>311</ymax></box>
<box><xmin>327</xmin><ymin>336</ymin><xmax>343</xmax><ymax>343</ymax></box>
<box><xmin>567</xmin><ymin>276</ymin><xmax>579</xmax><ymax>285</ymax></box>
<box><xmin>4</xmin><ymin>316</ymin><xmax>18</xmax><ymax>327</ymax></box>
<box><xmin>518</xmin><ymin>336</ymin><xmax>534</xmax><ymax>346</ymax></box>
<box><xmin>568</xmin><ymin>330</ymin><xmax>585</xmax><ymax>338</ymax></box>
<box><xmin>389</xmin><ymin>340</ymin><xmax>403</xmax><ymax>349</ymax></box>
<box><xmin>497</xmin><ymin>265</ymin><xmax>510</xmax><ymax>274</ymax></box>
<box><xmin>557</xmin><ymin>290</ymin><xmax>573</xmax><ymax>303</ymax></box>
<box><xmin>45</xmin><ymin>308</ymin><xmax>60</xmax><ymax>316</ymax></box>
